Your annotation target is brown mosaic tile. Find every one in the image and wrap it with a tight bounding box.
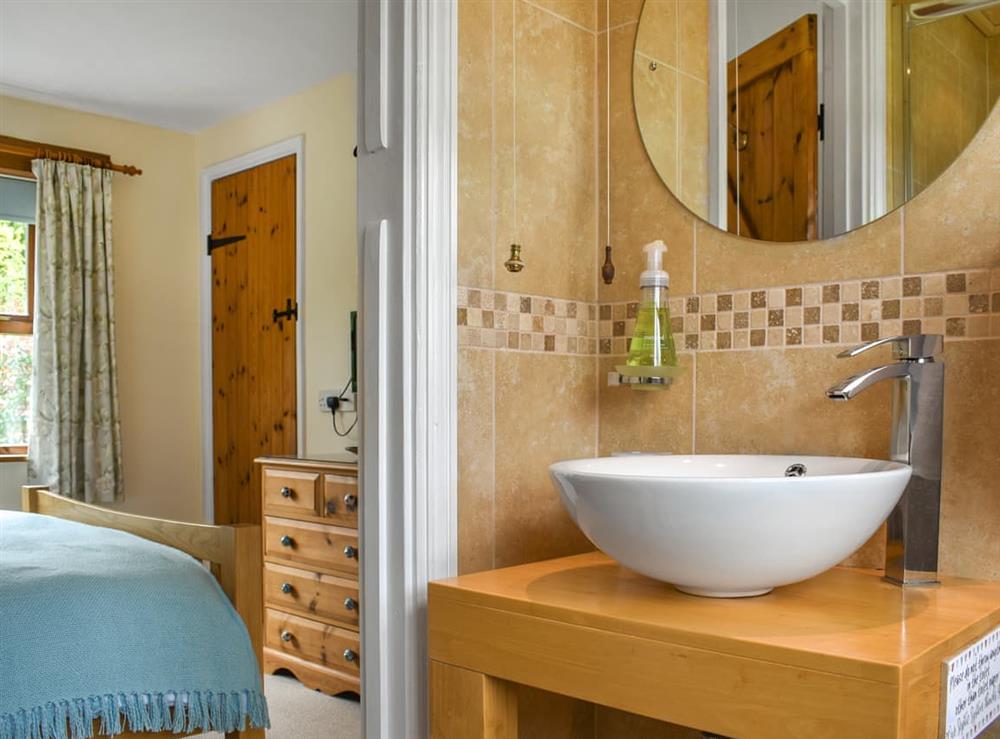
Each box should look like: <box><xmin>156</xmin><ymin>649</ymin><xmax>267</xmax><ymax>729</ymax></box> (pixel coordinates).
<box><xmin>458</xmin><ymin>308</ymin><xmax>468</xmax><ymax>325</ymax></box>
<box><xmin>734</xmin><ymin>311</ymin><xmax>749</xmax><ymax>329</ymax></box>
<box><xmin>842</xmin><ymin>303</ymin><xmax>860</xmax><ymax>322</ymax></box>
<box><xmin>861</xmin><ymin>280</ymin><xmax>880</xmax><ymax>300</ymax></box>
<box><xmin>671</xmin><ymin>316</ymin><xmax>684</xmax><ymax>333</ymax></box>
<box><xmin>717</xmin><ymin>332</ymin><xmax>732</xmax><ymax>349</ymax></box>
<box><xmin>969</xmin><ymin>294</ymin><xmax>990</xmax><ymax>314</ymax></box>
<box><xmin>599</xmin><ymin>338</ymin><xmax>611</xmax><ymax>354</ymax></box>
<box><xmin>685</xmin><ymin>334</ymin><xmax>699</xmax><ymax>350</ymax></box>
<box><xmin>751</xmin><ymin>290</ymin><xmax>767</xmax><ymax>308</ymax></box>
<box><xmin>544</xmin><ymin>300</ymin><xmax>555</xmax><ymax>316</ymax></box>
<box><xmin>768</xmin><ymin>309</ymin><xmax>784</xmax><ymax>327</ymax></box>
<box><xmin>823</xmin><ymin>325</ymin><xmax>840</xmax><ymax>343</ymax></box>
<box><xmin>542</xmin><ymin>335</ymin><xmax>554</xmax><ymax>351</ymax></box>
<box><xmin>532</xmin><ymin>316</ymin><xmax>544</xmax><ymax>332</ymax></box>
<box><xmin>785</xmin><ymin>287</ymin><xmax>803</xmax><ymax>307</ymax></box>
<box><xmin>749</xmin><ymin>329</ymin><xmax>766</xmax><ymax>347</ymax></box>
<box><xmin>626</xmin><ymin>302</ymin><xmax>638</xmax><ymax>319</ymax></box>
<box><xmin>804</xmin><ymin>306</ymin><xmax>821</xmax><ymax>325</ymax></box>
<box><xmin>613</xmin><ymin>321</ymin><xmax>625</xmax><ymax>336</ymax></box>
<box><xmin>786</xmin><ymin>327</ymin><xmax>802</xmax><ymax>345</ymax></box>
<box><xmin>599</xmin><ymin>304</ymin><xmax>612</xmax><ymax>320</ymax></box>
<box><xmin>823</xmin><ymin>284</ymin><xmax>841</xmax><ymax>303</ymax></box>
<box><xmin>946</xmin><ymin>318</ymin><xmax>966</xmax><ymax>337</ymax></box>
<box><xmin>861</xmin><ymin>322</ymin><xmax>879</xmax><ymax>341</ymax></box>
<box><xmin>566</xmin><ymin>301</ymin><xmax>577</xmax><ymax>318</ymax></box>
<box><xmin>946</xmin><ymin>273</ymin><xmax>967</xmax><ymax>293</ymax></box>
<box><xmin>507</xmin><ymin>331</ymin><xmax>519</xmax><ymax>349</ymax></box>
<box><xmin>686</xmin><ymin>297</ymin><xmax>700</xmax><ymax>313</ymax></box>
<box><xmin>468</xmin><ymin>289</ymin><xmax>481</xmax><ymax>307</ymax></box>
<box><xmin>881</xmin><ymin>299</ymin><xmax>901</xmax><ymax>319</ymax></box>
<box><xmin>902</xmin><ymin>319</ymin><xmax>922</xmax><ymax>336</ymax></box>
<box><xmin>716</xmin><ymin>294</ymin><xmax>733</xmax><ymax>311</ymax></box>
<box><xmin>701</xmin><ymin>314</ymin><xmax>716</xmax><ymax>331</ymax></box>
<box><xmin>993</xmin><ymin>293</ymin><xmax>1000</xmax><ymax>313</ymax></box>
<box><xmin>902</xmin><ymin>276</ymin><xmax>922</xmax><ymax>297</ymax></box>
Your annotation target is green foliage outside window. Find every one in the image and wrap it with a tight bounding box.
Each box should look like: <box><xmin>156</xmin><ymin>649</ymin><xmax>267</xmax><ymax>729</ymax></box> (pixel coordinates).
<box><xmin>0</xmin><ymin>220</ymin><xmax>32</xmax><ymax>447</ymax></box>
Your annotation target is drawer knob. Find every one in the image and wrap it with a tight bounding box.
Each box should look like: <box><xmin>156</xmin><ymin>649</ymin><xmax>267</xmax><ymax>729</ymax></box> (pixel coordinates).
<box><xmin>343</xmin><ymin>648</ymin><xmax>358</xmax><ymax>663</ymax></box>
<box><xmin>280</xmin><ymin>582</ymin><xmax>293</xmax><ymax>594</ymax></box>
<box><xmin>344</xmin><ymin>597</ymin><xmax>358</xmax><ymax>611</ymax></box>
<box><xmin>325</xmin><ymin>499</ymin><xmax>337</xmax><ymax>514</ymax></box>
<box><xmin>343</xmin><ymin>493</ymin><xmax>358</xmax><ymax>511</ymax></box>
<box><xmin>280</xmin><ymin>535</ymin><xmax>294</xmax><ymax>547</ymax></box>
<box><xmin>280</xmin><ymin>630</ymin><xmax>293</xmax><ymax>643</ymax></box>
<box><xmin>280</xmin><ymin>486</ymin><xmax>293</xmax><ymax>498</ymax></box>
<box><xmin>343</xmin><ymin>545</ymin><xmax>358</xmax><ymax>560</ymax></box>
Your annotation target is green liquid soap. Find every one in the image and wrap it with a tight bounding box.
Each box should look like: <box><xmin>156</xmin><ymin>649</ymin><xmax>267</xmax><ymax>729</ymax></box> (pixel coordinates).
<box><xmin>626</xmin><ymin>294</ymin><xmax>677</xmax><ymax>368</ymax></box>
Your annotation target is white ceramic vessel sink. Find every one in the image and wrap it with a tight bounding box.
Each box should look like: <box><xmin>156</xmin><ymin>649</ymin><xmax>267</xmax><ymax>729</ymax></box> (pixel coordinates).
<box><xmin>549</xmin><ymin>455</ymin><xmax>911</xmax><ymax>597</ymax></box>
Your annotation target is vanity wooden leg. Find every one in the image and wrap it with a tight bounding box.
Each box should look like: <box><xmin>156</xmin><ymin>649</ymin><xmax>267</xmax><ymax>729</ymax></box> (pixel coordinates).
<box><xmin>430</xmin><ymin>660</ymin><xmax>518</xmax><ymax>739</ymax></box>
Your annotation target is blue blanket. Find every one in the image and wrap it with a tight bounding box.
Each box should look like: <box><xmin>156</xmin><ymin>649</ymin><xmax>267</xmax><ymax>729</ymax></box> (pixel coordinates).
<box><xmin>0</xmin><ymin>511</ymin><xmax>269</xmax><ymax>738</ymax></box>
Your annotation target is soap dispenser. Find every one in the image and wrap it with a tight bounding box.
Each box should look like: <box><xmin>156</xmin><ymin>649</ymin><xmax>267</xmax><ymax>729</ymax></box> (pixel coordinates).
<box><xmin>616</xmin><ymin>240</ymin><xmax>680</xmax><ymax>389</ymax></box>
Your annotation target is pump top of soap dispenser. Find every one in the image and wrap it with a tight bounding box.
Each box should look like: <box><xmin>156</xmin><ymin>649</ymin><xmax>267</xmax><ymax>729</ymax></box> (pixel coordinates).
<box><xmin>640</xmin><ymin>240</ymin><xmax>669</xmax><ymax>289</ymax></box>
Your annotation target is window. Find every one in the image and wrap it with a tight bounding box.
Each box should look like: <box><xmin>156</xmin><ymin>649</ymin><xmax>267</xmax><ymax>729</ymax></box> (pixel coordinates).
<box><xmin>0</xmin><ymin>220</ymin><xmax>34</xmax><ymax>455</ymax></box>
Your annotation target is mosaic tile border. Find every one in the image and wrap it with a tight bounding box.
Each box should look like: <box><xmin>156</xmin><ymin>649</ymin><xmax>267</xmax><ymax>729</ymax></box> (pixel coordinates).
<box><xmin>459</xmin><ymin>269</ymin><xmax>1000</xmax><ymax>356</ymax></box>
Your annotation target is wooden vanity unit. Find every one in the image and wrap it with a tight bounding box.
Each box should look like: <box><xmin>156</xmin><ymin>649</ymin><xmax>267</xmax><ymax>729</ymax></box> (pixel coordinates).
<box><xmin>256</xmin><ymin>455</ymin><xmax>360</xmax><ymax>696</ymax></box>
<box><xmin>429</xmin><ymin>552</ymin><xmax>1000</xmax><ymax>738</ymax></box>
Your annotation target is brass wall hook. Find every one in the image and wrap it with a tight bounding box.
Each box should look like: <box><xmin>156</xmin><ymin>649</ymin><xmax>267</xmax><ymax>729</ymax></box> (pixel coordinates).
<box><xmin>504</xmin><ymin>243</ymin><xmax>525</xmax><ymax>273</ymax></box>
<box><xmin>602</xmin><ymin>244</ymin><xmax>615</xmax><ymax>285</ymax></box>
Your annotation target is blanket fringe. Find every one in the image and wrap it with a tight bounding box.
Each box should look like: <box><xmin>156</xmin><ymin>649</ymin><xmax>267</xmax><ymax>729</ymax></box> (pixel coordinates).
<box><xmin>0</xmin><ymin>690</ymin><xmax>269</xmax><ymax>739</ymax></box>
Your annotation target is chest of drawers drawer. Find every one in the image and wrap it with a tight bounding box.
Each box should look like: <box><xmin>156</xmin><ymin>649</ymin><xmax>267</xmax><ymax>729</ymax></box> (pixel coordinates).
<box><xmin>264</xmin><ymin>561</ymin><xmax>359</xmax><ymax>627</ymax></box>
<box><xmin>320</xmin><ymin>473</ymin><xmax>359</xmax><ymax>528</ymax></box>
<box><xmin>264</xmin><ymin>515</ymin><xmax>359</xmax><ymax>575</ymax></box>
<box><xmin>262</xmin><ymin>468</ymin><xmax>320</xmax><ymax>516</ymax></box>
<box><xmin>265</xmin><ymin>608</ymin><xmax>360</xmax><ymax>676</ymax></box>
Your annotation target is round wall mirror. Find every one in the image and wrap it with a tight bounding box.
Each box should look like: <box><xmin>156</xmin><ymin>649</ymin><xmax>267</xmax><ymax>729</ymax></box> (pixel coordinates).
<box><xmin>633</xmin><ymin>0</ymin><xmax>1000</xmax><ymax>242</ymax></box>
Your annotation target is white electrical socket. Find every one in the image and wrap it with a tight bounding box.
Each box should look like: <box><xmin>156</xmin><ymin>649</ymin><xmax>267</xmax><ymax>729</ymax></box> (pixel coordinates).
<box><xmin>318</xmin><ymin>387</ymin><xmax>356</xmax><ymax>413</ymax></box>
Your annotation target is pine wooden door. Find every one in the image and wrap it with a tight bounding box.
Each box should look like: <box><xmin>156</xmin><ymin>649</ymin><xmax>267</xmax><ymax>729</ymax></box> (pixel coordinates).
<box><xmin>211</xmin><ymin>155</ymin><xmax>297</xmax><ymax>524</ymax></box>
<box><xmin>727</xmin><ymin>14</ymin><xmax>818</xmax><ymax>242</ymax></box>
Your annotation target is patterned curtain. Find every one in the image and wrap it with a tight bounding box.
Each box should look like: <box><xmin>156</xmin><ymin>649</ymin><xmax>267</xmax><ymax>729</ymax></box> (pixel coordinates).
<box><xmin>28</xmin><ymin>159</ymin><xmax>123</xmax><ymax>503</ymax></box>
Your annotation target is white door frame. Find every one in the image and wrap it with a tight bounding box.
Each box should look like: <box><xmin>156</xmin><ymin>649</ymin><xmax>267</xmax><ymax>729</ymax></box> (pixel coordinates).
<box><xmin>357</xmin><ymin>0</ymin><xmax>458</xmax><ymax>736</ymax></box>
<box><xmin>198</xmin><ymin>136</ymin><xmax>306</xmax><ymax>524</ymax></box>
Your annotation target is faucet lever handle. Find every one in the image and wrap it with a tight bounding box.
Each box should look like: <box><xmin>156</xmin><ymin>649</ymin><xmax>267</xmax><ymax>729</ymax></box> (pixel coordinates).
<box><xmin>836</xmin><ymin>334</ymin><xmax>943</xmax><ymax>361</ymax></box>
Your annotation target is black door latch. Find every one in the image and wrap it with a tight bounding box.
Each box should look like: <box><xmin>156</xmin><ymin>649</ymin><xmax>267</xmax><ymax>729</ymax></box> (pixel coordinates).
<box><xmin>207</xmin><ymin>233</ymin><xmax>247</xmax><ymax>255</ymax></box>
<box><xmin>273</xmin><ymin>298</ymin><xmax>298</xmax><ymax>324</ymax></box>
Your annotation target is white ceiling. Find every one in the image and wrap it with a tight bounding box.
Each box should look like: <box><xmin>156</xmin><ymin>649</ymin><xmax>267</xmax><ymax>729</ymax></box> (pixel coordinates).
<box><xmin>0</xmin><ymin>0</ymin><xmax>357</xmax><ymax>132</ymax></box>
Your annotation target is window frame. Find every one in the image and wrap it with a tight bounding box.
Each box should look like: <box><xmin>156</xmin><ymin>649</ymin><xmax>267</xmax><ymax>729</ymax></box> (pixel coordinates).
<box><xmin>0</xmin><ymin>222</ymin><xmax>35</xmax><ymax>458</ymax></box>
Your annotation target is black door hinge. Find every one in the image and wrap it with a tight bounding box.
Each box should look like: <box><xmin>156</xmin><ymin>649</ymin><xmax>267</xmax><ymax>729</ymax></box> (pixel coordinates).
<box><xmin>207</xmin><ymin>233</ymin><xmax>247</xmax><ymax>255</ymax></box>
<box><xmin>273</xmin><ymin>298</ymin><xmax>298</xmax><ymax>324</ymax></box>
<box><xmin>818</xmin><ymin>103</ymin><xmax>825</xmax><ymax>142</ymax></box>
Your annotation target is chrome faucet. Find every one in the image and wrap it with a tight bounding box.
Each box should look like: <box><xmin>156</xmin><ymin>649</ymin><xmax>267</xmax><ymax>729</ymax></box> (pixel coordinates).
<box><xmin>826</xmin><ymin>334</ymin><xmax>944</xmax><ymax>586</ymax></box>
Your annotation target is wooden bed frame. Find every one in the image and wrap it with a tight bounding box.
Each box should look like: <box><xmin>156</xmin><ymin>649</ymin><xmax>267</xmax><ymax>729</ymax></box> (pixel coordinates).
<box><xmin>21</xmin><ymin>486</ymin><xmax>265</xmax><ymax>739</ymax></box>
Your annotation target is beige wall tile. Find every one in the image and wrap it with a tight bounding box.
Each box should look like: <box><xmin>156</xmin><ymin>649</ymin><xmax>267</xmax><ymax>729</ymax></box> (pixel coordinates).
<box><xmin>634</xmin><ymin>0</ymin><xmax>677</xmax><ymax>68</ymax></box>
<box><xmin>696</xmin><ymin>210</ymin><xmax>903</xmax><ymax>293</ymax></box>
<box><xmin>494</xmin><ymin>351</ymin><xmax>597</xmax><ymax>567</ymax></box>
<box><xmin>529</xmin><ymin>0</ymin><xmax>598</xmax><ymax>30</ymax></box>
<box><xmin>458</xmin><ymin>349</ymin><xmax>496</xmax><ymax>574</ymax></box>
<box><xmin>695</xmin><ymin>347</ymin><xmax>892</xmax><ymax>457</ymax></box>
<box><xmin>517</xmin><ymin>685</ymin><xmax>595</xmax><ymax>739</ymax></box>
<box><xmin>598</xmin><ymin>355</ymin><xmax>694</xmax><ymax>455</ymax></box>
<box><xmin>904</xmin><ymin>104</ymin><xmax>1000</xmax><ymax>273</ymax></box>
<box><xmin>939</xmin><ymin>340</ymin><xmax>1000</xmax><ymax>579</ymax></box>
<box><xmin>458</xmin><ymin>0</ymin><xmax>496</xmax><ymax>288</ymax></box>
<box><xmin>677</xmin><ymin>0</ymin><xmax>708</xmax><ymax>81</ymax></box>
<box><xmin>497</xmin><ymin>1</ymin><xmax>597</xmax><ymax>301</ymax></box>
<box><xmin>595</xmin><ymin>706</ymin><xmax>700</xmax><ymax>739</ymax></box>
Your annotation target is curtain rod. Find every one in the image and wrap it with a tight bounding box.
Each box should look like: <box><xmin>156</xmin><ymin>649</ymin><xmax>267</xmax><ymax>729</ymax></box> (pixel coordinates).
<box><xmin>0</xmin><ymin>135</ymin><xmax>142</xmax><ymax>176</ymax></box>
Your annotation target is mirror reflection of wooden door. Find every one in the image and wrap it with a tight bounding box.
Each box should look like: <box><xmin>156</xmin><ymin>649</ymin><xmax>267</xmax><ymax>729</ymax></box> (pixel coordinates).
<box><xmin>211</xmin><ymin>155</ymin><xmax>297</xmax><ymax>525</ymax></box>
<box><xmin>727</xmin><ymin>14</ymin><xmax>818</xmax><ymax>242</ymax></box>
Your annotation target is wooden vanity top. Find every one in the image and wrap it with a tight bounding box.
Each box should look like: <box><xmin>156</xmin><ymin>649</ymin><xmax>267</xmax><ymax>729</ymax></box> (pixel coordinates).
<box><xmin>430</xmin><ymin>552</ymin><xmax>1000</xmax><ymax>684</ymax></box>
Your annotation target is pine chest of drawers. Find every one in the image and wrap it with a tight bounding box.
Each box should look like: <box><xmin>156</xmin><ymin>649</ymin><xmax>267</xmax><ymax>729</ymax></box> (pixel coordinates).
<box><xmin>256</xmin><ymin>456</ymin><xmax>360</xmax><ymax>696</ymax></box>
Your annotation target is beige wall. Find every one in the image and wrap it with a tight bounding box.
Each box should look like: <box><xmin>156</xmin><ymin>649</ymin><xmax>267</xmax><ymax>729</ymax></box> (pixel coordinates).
<box><xmin>0</xmin><ymin>93</ymin><xmax>202</xmax><ymax>521</ymax></box>
<box><xmin>0</xmin><ymin>74</ymin><xmax>356</xmax><ymax>520</ymax></box>
<box><xmin>196</xmin><ymin>75</ymin><xmax>358</xmax><ymax>458</ymax></box>
<box><xmin>458</xmin><ymin>0</ymin><xmax>1000</xmax><ymax>735</ymax></box>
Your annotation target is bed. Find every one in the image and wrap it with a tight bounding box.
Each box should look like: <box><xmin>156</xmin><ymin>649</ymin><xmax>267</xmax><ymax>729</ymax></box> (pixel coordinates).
<box><xmin>1</xmin><ymin>487</ymin><xmax>267</xmax><ymax>739</ymax></box>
